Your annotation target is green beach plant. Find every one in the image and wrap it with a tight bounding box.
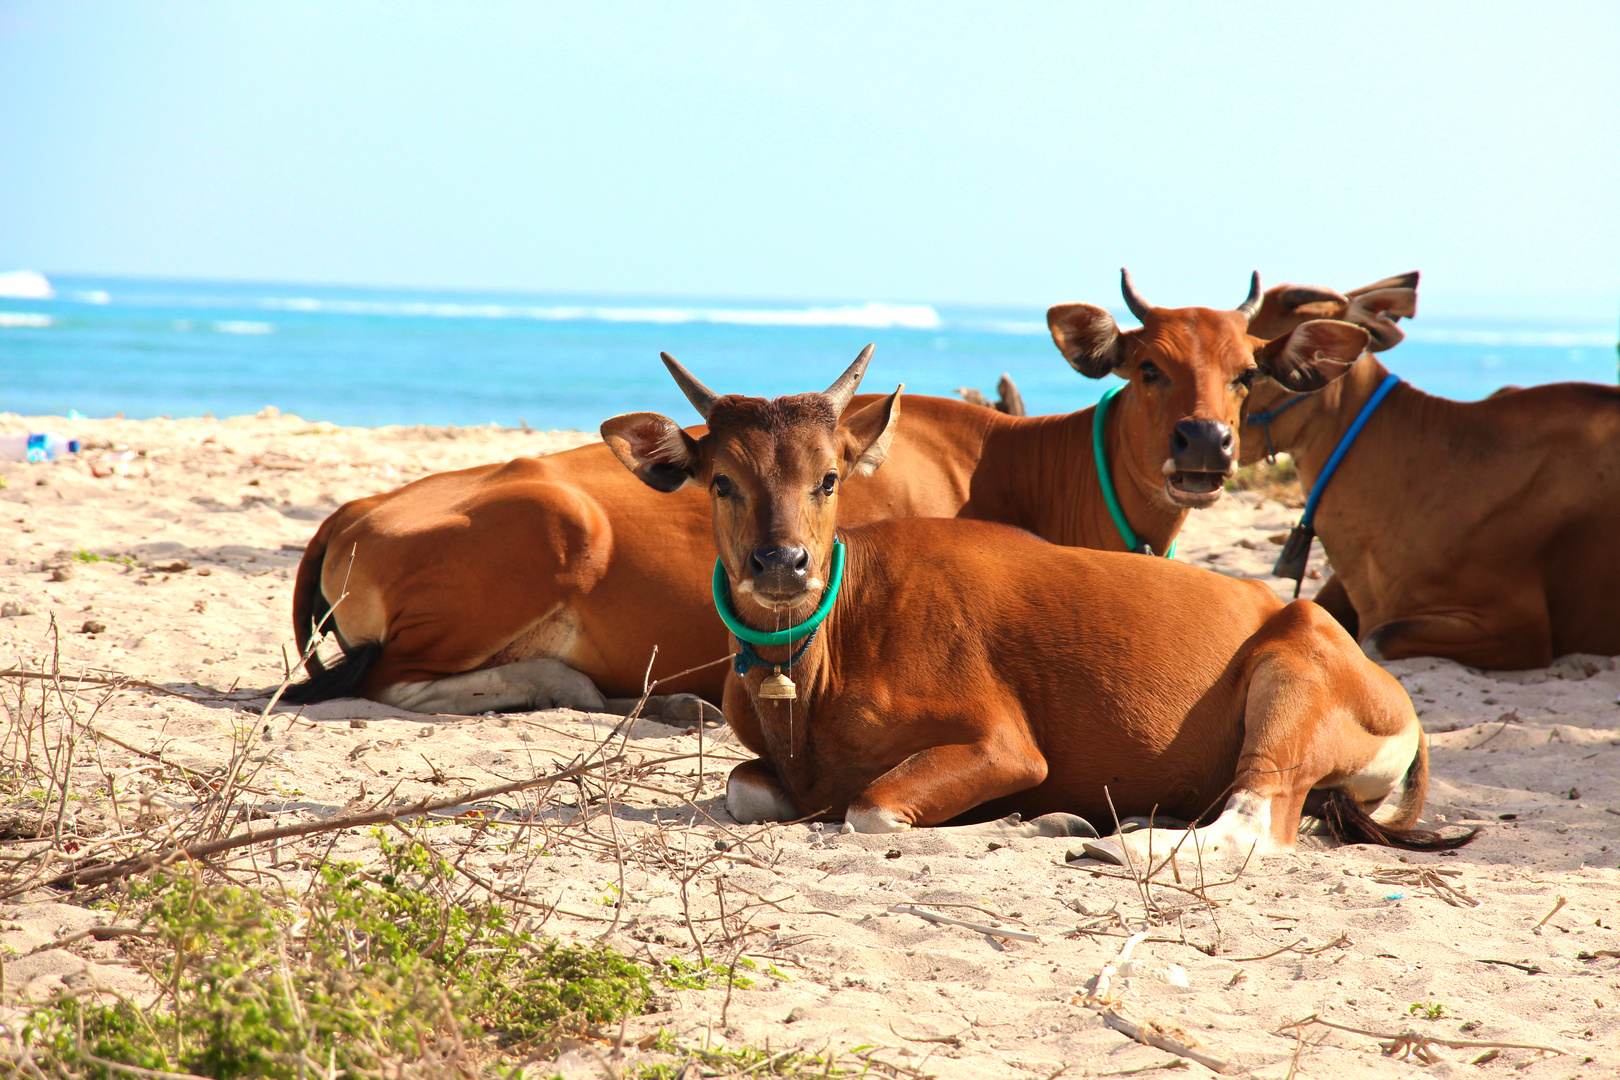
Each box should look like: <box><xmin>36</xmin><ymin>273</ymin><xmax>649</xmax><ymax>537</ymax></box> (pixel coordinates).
<box><xmin>14</xmin><ymin>835</ymin><xmax>653</xmax><ymax>1078</ymax></box>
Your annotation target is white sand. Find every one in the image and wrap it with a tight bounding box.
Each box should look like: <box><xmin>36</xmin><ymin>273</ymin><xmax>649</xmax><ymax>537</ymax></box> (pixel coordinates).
<box><xmin>2</xmin><ymin>411</ymin><xmax>1617</xmax><ymax>1077</ymax></box>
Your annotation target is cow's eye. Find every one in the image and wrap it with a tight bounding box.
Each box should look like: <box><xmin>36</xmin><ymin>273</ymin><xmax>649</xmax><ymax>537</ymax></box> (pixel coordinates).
<box><xmin>820</xmin><ymin>472</ymin><xmax>838</xmax><ymax>495</ymax></box>
<box><xmin>713</xmin><ymin>475</ymin><xmax>735</xmax><ymax>498</ymax></box>
<box><xmin>1140</xmin><ymin>361</ymin><xmax>1163</xmax><ymax>384</ymax></box>
<box><xmin>1235</xmin><ymin>367</ymin><xmax>1258</xmax><ymax>390</ymax></box>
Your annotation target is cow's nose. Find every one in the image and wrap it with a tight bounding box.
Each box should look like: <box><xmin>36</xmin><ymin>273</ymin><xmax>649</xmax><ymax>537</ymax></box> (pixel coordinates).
<box><xmin>1170</xmin><ymin>419</ymin><xmax>1235</xmax><ymax>472</ymax></box>
<box><xmin>749</xmin><ymin>546</ymin><xmax>810</xmax><ymax>594</ymax></box>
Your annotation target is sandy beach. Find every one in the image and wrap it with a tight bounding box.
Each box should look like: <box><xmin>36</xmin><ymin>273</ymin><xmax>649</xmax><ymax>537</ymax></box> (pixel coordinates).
<box><xmin>2</xmin><ymin>409</ymin><xmax>1617</xmax><ymax>1078</ymax></box>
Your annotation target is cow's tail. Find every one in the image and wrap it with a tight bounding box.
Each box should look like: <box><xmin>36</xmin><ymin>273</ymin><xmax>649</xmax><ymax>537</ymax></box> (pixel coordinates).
<box><xmin>284</xmin><ymin>522</ymin><xmax>385</xmax><ymax>705</ymax></box>
<box><xmin>1320</xmin><ymin>735</ymin><xmax>1479</xmax><ymax>852</ymax></box>
<box><xmin>280</xmin><ymin>641</ymin><xmax>384</xmax><ymax>705</ymax></box>
<box><xmin>290</xmin><ymin>524</ymin><xmax>336</xmax><ymax>677</ymax></box>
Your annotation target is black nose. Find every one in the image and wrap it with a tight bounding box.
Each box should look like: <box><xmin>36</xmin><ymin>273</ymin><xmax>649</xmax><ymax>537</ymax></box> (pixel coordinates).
<box><xmin>1170</xmin><ymin>419</ymin><xmax>1235</xmax><ymax>473</ymax></box>
<box><xmin>749</xmin><ymin>546</ymin><xmax>810</xmax><ymax>594</ymax></box>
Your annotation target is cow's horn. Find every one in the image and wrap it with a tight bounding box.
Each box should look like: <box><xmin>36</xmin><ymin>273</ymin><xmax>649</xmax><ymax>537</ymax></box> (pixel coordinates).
<box><xmin>1120</xmin><ymin>268</ymin><xmax>1153</xmax><ymax>324</ymax></box>
<box><xmin>1236</xmin><ymin>271</ymin><xmax>1262</xmax><ymax>321</ymax></box>
<box><xmin>823</xmin><ymin>344</ymin><xmax>875</xmax><ymax>414</ymax></box>
<box><xmin>661</xmin><ymin>351</ymin><xmax>720</xmax><ymax>419</ymax></box>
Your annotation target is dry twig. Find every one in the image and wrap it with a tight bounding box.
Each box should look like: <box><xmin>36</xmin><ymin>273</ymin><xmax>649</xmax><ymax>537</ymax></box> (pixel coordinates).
<box><xmin>887</xmin><ymin>903</ymin><xmax>1042</xmax><ymax>942</ymax></box>
<box><xmin>30</xmin><ymin>754</ymin><xmax>629</xmax><ymax>893</ymax></box>
<box><xmin>1275</xmin><ymin>1013</ymin><xmax>1566</xmax><ymax>1065</ymax></box>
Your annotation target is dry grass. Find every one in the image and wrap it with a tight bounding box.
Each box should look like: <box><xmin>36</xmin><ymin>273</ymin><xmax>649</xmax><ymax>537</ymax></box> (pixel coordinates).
<box><xmin>1225</xmin><ymin>455</ymin><xmax>1304</xmax><ymax>508</ymax></box>
<box><xmin>0</xmin><ymin>625</ymin><xmax>927</xmax><ymax>1079</ymax></box>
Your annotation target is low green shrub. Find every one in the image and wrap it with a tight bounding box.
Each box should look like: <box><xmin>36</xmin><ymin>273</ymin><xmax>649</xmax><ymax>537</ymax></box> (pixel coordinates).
<box><xmin>16</xmin><ymin>834</ymin><xmax>651</xmax><ymax>1078</ymax></box>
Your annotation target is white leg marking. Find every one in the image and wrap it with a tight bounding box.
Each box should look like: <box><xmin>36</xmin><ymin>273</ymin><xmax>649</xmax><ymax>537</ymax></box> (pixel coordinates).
<box><xmin>726</xmin><ymin>767</ymin><xmax>797</xmax><ymax>824</ymax></box>
<box><xmin>843</xmin><ymin>804</ymin><xmax>912</xmax><ymax>834</ymax></box>
<box><xmin>1344</xmin><ymin>722</ymin><xmax>1420</xmax><ymax>806</ymax></box>
<box><xmin>1079</xmin><ymin>790</ymin><xmax>1278</xmax><ymax>867</ymax></box>
<box><xmin>381</xmin><ymin>658</ymin><xmax>608</xmax><ymax>714</ymax></box>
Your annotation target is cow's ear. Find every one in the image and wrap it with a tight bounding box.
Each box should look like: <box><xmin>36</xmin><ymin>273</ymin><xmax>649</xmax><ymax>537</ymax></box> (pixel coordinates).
<box><xmin>840</xmin><ymin>385</ymin><xmax>902</xmax><ymax>476</ymax></box>
<box><xmin>600</xmin><ymin>412</ymin><xmax>704</xmax><ymax>492</ymax></box>
<box><xmin>1245</xmin><ymin>283</ymin><xmax>1348</xmax><ymax>341</ymax></box>
<box><xmin>1345</xmin><ymin>283</ymin><xmax>1418</xmax><ymax>352</ymax></box>
<box><xmin>1256</xmin><ymin>320</ymin><xmax>1371</xmax><ymax>392</ymax></box>
<box><xmin>1048</xmin><ymin>304</ymin><xmax>1128</xmax><ymax>378</ymax></box>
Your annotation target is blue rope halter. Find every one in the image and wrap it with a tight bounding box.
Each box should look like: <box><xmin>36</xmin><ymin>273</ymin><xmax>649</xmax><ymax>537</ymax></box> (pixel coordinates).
<box><xmin>733</xmin><ymin>629</ymin><xmax>820</xmax><ymax>678</ymax></box>
<box><xmin>1272</xmin><ymin>374</ymin><xmax>1402</xmax><ymax>595</ymax></box>
<box><xmin>1243</xmin><ymin>392</ymin><xmax>1312</xmax><ymax>463</ymax></box>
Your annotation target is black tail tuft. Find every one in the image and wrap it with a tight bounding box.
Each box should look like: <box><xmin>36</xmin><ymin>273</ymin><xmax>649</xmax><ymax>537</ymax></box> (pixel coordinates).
<box><xmin>1320</xmin><ymin>788</ymin><xmax>1480</xmax><ymax>852</ymax></box>
<box><xmin>280</xmin><ymin>641</ymin><xmax>384</xmax><ymax>705</ymax></box>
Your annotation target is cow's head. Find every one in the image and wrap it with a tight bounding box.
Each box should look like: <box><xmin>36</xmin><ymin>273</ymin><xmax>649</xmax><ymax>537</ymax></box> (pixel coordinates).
<box><xmin>601</xmin><ymin>347</ymin><xmax>899</xmax><ymax>624</ymax></box>
<box><xmin>1237</xmin><ymin>271</ymin><xmax>1418</xmax><ymax>467</ymax></box>
<box><xmin>1047</xmin><ymin>270</ymin><xmax>1370</xmax><ymax>509</ymax></box>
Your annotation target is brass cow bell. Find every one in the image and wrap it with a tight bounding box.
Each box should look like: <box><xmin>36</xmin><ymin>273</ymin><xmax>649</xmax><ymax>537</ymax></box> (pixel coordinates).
<box><xmin>1272</xmin><ymin>522</ymin><xmax>1316</xmax><ymax>597</ymax></box>
<box><xmin>758</xmin><ymin>669</ymin><xmax>797</xmax><ymax>700</ymax></box>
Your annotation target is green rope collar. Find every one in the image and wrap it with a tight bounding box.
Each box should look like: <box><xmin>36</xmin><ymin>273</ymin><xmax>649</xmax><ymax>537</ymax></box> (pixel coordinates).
<box><xmin>1094</xmin><ymin>384</ymin><xmax>1177</xmax><ymax>559</ymax></box>
<box><xmin>712</xmin><ymin>540</ymin><xmax>846</xmax><ymax>647</ymax></box>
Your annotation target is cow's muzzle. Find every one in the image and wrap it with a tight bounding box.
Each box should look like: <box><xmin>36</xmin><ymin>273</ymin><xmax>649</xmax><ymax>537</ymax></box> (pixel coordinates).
<box><xmin>1166</xmin><ymin>419</ymin><xmax>1234</xmax><ymax>507</ymax></box>
<box><xmin>748</xmin><ymin>545</ymin><xmax>811</xmax><ymax>604</ymax></box>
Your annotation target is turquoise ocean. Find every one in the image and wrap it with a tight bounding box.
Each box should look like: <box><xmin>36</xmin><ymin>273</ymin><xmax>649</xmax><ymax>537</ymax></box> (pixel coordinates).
<box><xmin>3</xmin><ymin>275</ymin><xmax>1615</xmax><ymax>431</ymax></box>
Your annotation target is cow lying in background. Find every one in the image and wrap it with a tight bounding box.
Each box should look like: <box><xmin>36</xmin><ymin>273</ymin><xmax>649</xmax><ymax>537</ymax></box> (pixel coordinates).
<box><xmin>600</xmin><ymin>353</ymin><xmax>1475</xmax><ymax>860</ymax></box>
<box><xmin>285</xmin><ymin>273</ymin><xmax>1387</xmax><ymax>716</ymax></box>
<box><xmin>1240</xmin><ymin>332</ymin><xmax>1620</xmax><ymax>670</ymax></box>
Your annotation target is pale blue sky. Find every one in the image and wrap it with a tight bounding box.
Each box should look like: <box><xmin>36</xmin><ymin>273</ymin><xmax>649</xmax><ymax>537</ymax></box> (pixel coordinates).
<box><xmin>1</xmin><ymin>1</ymin><xmax>1616</xmax><ymax>319</ymax></box>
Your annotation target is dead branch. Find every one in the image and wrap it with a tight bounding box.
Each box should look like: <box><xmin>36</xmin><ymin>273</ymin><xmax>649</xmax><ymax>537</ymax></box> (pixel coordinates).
<box><xmin>887</xmin><ymin>903</ymin><xmax>1042</xmax><ymax>942</ymax></box>
<box><xmin>1275</xmin><ymin>1013</ymin><xmax>1566</xmax><ymax>1065</ymax></box>
<box><xmin>29</xmin><ymin>753</ymin><xmax>628</xmax><ymax>894</ymax></box>
<box><xmin>1229</xmin><ymin>933</ymin><xmax>1349</xmax><ymax>963</ymax></box>
<box><xmin>1092</xmin><ymin>1008</ymin><xmax>1233</xmax><ymax>1074</ymax></box>
<box><xmin>0</xmin><ymin>667</ymin><xmax>250</xmax><ymax>704</ymax></box>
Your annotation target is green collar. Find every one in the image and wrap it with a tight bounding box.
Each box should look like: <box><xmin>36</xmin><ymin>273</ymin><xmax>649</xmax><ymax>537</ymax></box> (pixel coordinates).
<box><xmin>1094</xmin><ymin>384</ymin><xmax>1177</xmax><ymax>559</ymax></box>
<box><xmin>712</xmin><ymin>540</ymin><xmax>846</xmax><ymax>646</ymax></box>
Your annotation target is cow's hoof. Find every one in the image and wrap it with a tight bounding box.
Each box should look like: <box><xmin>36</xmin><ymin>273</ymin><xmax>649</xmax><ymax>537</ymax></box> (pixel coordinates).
<box><xmin>1073</xmin><ymin>838</ymin><xmax>1129</xmax><ymax>865</ymax></box>
<box><xmin>1025</xmin><ymin>812</ymin><xmax>1100</xmax><ymax>839</ymax></box>
<box><xmin>662</xmin><ymin>694</ymin><xmax>724</xmax><ymax>725</ymax></box>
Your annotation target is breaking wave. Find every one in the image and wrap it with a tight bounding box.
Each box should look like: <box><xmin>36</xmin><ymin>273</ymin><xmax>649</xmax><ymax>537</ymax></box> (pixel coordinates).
<box><xmin>109</xmin><ymin>290</ymin><xmax>941</xmax><ymax>331</ymax></box>
<box><xmin>0</xmin><ymin>312</ymin><xmax>52</xmax><ymax>328</ymax></box>
<box><xmin>254</xmin><ymin>296</ymin><xmax>941</xmax><ymax>330</ymax></box>
<box><xmin>0</xmin><ymin>270</ymin><xmax>53</xmax><ymax>300</ymax></box>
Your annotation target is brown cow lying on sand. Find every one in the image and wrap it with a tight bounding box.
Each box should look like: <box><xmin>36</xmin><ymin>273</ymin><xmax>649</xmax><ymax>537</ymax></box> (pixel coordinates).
<box><xmin>284</xmin><ymin>273</ymin><xmax>1389</xmax><ymax>717</ymax></box>
<box><xmin>1240</xmin><ymin>343</ymin><xmax>1620</xmax><ymax>670</ymax></box>
<box><xmin>599</xmin><ymin>353</ymin><xmax>1476</xmax><ymax>861</ymax></box>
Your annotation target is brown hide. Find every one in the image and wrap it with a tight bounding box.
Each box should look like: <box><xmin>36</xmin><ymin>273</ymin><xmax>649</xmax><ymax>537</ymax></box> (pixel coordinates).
<box><xmin>1240</xmin><ymin>355</ymin><xmax>1620</xmax><ymax>668</ymax></box>
<box><xmin>292</xmin><ymin>276</ymin><xmax>1383</xmax><ymax>705</ymax></box>
<box><xmin>719</xmin><ymin>518</ymin><xmax>1412</xmax><ymax>835</ymax></box>
<box><xmin>300</xmin><ymin>390</ymin><xmax>1178</xmax><ymax>699</ymax></box>
<box><xmin>610</xmin><ymin>384</ymin><xmax>1447</xmax><ymax>851</ymax></box>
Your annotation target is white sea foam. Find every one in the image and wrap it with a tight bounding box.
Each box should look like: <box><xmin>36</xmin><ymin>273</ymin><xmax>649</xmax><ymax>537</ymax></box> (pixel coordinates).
<box><xmin>74</xmin><ymin>290</ymin><xmax>112</xmax><ymax>305</ymax></box>
<box><xmin>247</xmin><ymin>296</ymin><xmax>941</xmax><ymax>330</ymax></box>
<box><xmin>0</xmin><ymin>270</ymin><xmax>53</xmax><ymax>299</ymax></box>
<box><xmin>214</xmin><ymin>321</ymin><xmax>274</xmax><ymax>335</ymax></box>
<box><xmin>0</xmin><ymin>312</ymin><xmax>52</xmax><ymax>328</ymax></box>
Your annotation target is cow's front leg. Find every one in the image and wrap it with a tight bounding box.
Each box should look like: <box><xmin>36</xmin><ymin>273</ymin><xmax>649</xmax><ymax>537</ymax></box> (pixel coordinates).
<box><xmin>726</xmin><ymin>759</ymin><xmax>799</xmax><ymax>824</ymax></box>
<box><xmin>844</xmin><ymin>732</ymin><xmax>1047</xmax><ymax>833</ymax></box>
